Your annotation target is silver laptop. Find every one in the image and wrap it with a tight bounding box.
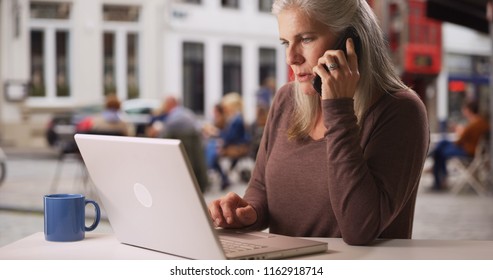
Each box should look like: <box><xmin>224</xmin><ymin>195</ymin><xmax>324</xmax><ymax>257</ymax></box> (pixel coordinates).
<box><xmin>75</xmin><ymin>134</ymin><xmax>327</xmax><ymax>260</ymax></box>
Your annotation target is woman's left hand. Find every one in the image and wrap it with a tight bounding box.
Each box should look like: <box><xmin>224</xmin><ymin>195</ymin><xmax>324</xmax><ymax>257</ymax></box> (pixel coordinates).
<box><xmin>312</xmin><ymin>38</ymin><xmax>360</xmax><ymax>99</ymax></box>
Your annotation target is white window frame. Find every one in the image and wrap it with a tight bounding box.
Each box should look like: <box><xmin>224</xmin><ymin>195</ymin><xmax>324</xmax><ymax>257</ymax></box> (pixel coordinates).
<box><xmin>102</xmin><ymin>22</ymin><xmax>141</xmax><ymax>101</ymax></box>
<box><xmin>28</xmin><ymin>19</ymin><xmax>72</xmax><ymax>105</ymax></box>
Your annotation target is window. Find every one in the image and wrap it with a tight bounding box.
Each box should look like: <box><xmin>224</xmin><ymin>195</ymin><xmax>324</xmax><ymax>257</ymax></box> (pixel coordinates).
<box><xmin>103</xmin><ymin>5</ymin><xmax>141</xmax><ymax>99</ymax></box>
<box><xmin>222</xmin><ymin>45</ymin><xmax>242</xmax><ymax>95</ymax></box>
<box><xmin>127</xmin><ymin>33</ymin><xmax>139</xmax><ymax>99</ymax></box>
<box><xmin>103</xmin><ymin>32</ymin><xmax>140</xmax><ymax>99</ymax></box>
<box><xmin>259</xmin><ymin>48</ymin><xmax>276</xmax><ymax>85</ymax></box>
<box><xmin>446</xmin><ymin>54</ymin><xmax>490</xmax><ymax>125</ymax></box>
<box><xmin>30</xmin><ymin>30</ymin><xmax>45</xmax><ymax>97</ymax></box>
<box><xmin>103</xmin><ymin>5</ymin><xmax>140</xmax><ymax>22</ymax></box>
<box><xmin>29</xmin><ymin>2</ymin><xmax>72</xmax><ymax>99</ymax></box>
<box><xmin>30</xmin><ymin>2</ymin><xmax>71</xmax><ymax>19</ymax></box>
<box><xmin>222</xmin><ymin>0</ymin><xmax>239</xmax><ymax>9</ymax></box>
<box><xmin>183</xmin><ymin>42</ymin><xmax>205</xmax><ymax>114</ymax></box>
<box><xmin>103</xmin><ymin>32</ymin><xmax>116</xmax><ymax>96</ymax></box>
<box><xmin>472</xmin><ymin>56</ymin><xmax>490</xmax><ymax>77</ymax></box>
<box><xmin>259</xmin><ymin>0</ymin><xmax>274</xmax><ymax>13</ymax></box>
<box><xmin>56</xmin><ymin>31</ymin><xmax>70</xmax><ymax>97</ymax></box>
<box><xmin>447</xmin><ymin>54</ymin><xmax>472</xmax><ymax>76</ymax></box>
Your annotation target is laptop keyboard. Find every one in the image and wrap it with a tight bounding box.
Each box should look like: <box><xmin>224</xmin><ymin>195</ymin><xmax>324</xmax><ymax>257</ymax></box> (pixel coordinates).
<box><xmin>220</xmin><ymin>238</ymin><xmax>267</xmax><ymax>254</ymax></box>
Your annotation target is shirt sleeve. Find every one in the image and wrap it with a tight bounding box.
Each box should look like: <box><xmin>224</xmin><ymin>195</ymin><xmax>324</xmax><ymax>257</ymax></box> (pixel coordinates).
<box><xmin>322</xmin><ymin>94</ymin><xmax>429</xmax><ymax>245</ymax></box>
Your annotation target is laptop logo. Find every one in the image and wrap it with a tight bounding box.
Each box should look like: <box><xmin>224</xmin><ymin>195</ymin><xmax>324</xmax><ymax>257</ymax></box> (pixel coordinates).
<box><xmin>133</xmin><ymin>183</ymin><xmax>153</xmax><ymax>208</ymax></box>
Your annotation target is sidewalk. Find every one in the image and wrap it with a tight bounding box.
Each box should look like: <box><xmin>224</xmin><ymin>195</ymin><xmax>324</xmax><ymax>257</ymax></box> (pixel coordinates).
<box><xmin>1</xmin><ymin>149</ymin><xmax>493</xmax><ymax>247</ymax></box>
<box><xmin>0</xmin><ymin>147</ymin><xmax>247</xmax><ymax>211</ymax></box>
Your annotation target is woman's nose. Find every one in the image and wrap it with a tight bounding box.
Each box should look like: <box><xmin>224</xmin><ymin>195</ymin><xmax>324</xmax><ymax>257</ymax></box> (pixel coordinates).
<box><xmin>286</xmin><ymin>46</ymin><xmax>304</xmax><ymax>65</ymax></box>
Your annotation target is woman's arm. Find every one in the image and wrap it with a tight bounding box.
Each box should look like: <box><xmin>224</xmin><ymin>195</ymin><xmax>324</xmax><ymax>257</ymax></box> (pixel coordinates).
<box><xmin>323</xmin><ymin>93</ymin><xmax>429</xmax><ymax>245</ymax></box>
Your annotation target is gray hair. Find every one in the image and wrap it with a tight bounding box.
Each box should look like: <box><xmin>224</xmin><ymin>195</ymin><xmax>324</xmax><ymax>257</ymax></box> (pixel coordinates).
<box><xmin>273</xmin><ymin>0</ymin><xmax>409</xmax><ymax>140</ymax></box>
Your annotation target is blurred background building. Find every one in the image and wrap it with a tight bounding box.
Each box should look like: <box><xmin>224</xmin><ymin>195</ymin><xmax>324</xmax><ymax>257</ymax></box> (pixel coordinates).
<box><xmin>371</xmin><ymin>0</ymin><xmax>490</xmax><ymax>133</ymax></box>
<box><xmin>0</xmin><ymin>0</ymin><xmax>491</xmax><ymax>148</ymax></box>
<box><xmin>0</xmin><ymin>0</ymin><xmax>285</xmax><ymax>147</ymax></box>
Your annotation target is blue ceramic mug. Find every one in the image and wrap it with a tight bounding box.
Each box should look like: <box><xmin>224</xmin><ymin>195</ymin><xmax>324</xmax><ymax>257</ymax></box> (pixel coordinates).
<box><xmin>44</xmin><ymin>194</ymin><xmax>101</xmax><ymax>242</ymax></box>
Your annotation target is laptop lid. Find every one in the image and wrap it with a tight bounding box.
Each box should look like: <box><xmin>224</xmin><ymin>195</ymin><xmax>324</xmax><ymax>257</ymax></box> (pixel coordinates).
<box><xmin>75</xmin><ymin>134</ymin><xmax>327</xmax><ymax>260</ymax></box>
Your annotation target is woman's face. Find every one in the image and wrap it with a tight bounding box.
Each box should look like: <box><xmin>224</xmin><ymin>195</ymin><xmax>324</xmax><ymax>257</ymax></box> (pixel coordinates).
<box><xmin>277</xmin><ymin>8</ymin><xmax>337</xmax><ymax>95</ymax></box>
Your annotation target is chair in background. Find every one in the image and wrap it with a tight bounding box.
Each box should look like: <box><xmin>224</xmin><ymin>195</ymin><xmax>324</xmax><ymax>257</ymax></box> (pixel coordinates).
<box><xmin>448</xmin><ymin>135</ymin><xmax>491</xmax><ymax>196</ymax></box>
<box><xmin>50</xmin><ymin>130</ymin><xmax>124</xmax><ymax>195</ymax></box>
<box><xmin>50</xmin><ymin>138</ymin><xmax>88</xmax><ymax>194</ymax></box>
<box><xmin>166</xmin><ymin>131</ymin><xmax>209</xmax><ymax>193</ymax></box>
<box><xmin>220</xmin><ymin>143</ymin><xmax>254</xmax><ymax>184</ymax></box>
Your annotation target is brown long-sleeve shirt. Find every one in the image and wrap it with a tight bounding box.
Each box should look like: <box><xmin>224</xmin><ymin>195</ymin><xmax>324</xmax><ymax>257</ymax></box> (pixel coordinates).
<box><xmin>244</xmin><ymin>83</ymin><xmax>430</xmax><ymax>245</ymax></box>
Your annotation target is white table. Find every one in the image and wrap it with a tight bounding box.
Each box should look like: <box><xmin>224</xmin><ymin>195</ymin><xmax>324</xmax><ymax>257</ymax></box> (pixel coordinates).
<box><xmin>1</xmin><ymin>232</ymin><xmax>493</xmax><ymax>260</ymax></box>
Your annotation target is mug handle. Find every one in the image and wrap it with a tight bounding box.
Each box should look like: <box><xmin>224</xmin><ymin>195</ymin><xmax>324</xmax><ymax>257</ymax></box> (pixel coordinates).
<box><xmin>85</xmin><ymin>199</ymin><xmax>101</xmax><ymax>231</ymax></box>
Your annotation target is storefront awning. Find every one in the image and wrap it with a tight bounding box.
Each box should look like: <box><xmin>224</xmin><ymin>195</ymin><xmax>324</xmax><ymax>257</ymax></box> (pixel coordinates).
<box><xmin>426</xmin><ymin>0</ymin><xmax>489</xmax><ymax>33</ymax></box>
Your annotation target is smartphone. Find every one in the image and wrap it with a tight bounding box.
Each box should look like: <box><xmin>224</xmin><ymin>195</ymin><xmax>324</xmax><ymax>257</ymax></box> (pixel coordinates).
<box><xmin>312</xmin><ymin>27</ymin><xmax>362</xmax><ymax>95</ymax></box>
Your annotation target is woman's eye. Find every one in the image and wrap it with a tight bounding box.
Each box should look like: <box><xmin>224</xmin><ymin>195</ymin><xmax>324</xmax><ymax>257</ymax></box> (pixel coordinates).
<box><xmin>301</xmin><ymin>37</ymin><xmax>313</xmax><ymax>43</ymax></box>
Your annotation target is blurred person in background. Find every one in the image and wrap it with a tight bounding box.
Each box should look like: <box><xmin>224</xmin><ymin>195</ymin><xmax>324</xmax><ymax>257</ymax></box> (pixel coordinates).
<box><xmin>256</xmin><ymin>76</ymin><xmax>277</xmax><ymax>109</ymax></box>
<box><xmin>206</xmin><ymin>93</ymin><xmax>251</xmax><ymax>190</ymax></box>
<box><xmin>157</xmin><ymin>96</ymin><xmax>198</xmax><ymax>138</ymax></box>
<box><xmin>203</xmin><ymin>104</ymin><xmax>227</xmax><ymax>189</ymax></box>
<box><xmin>252</xmin><ymin>77</ymin><xmax>275</xmax><ymax>159</ymax></box>
<box><xmin>209</xmin><ymin>0</ymin><xmax>429</xmax><ymax>245</ymax></box>
<box><xmin>203</xmin><ymin>103</ymin><xmax>227</xmax><ymax>140</ymax></box>
<box><xmin>429</xmin><ymin>100</ymin><xmax>489</xmax><ymax>191</ymax></box>
<box><xmin>157</xmin><ymin>96</ymin><xmax>209</xmax><ymax>192</ymax></box>
<box><xmin>78</xmin><ymin>94</ymin><xmax>129</xmax><ymax>136</ymax></box>
<box><xmin>145</xmin><ymin>99</ymin><xmax>169</xmax><ymax>138</ymax></box>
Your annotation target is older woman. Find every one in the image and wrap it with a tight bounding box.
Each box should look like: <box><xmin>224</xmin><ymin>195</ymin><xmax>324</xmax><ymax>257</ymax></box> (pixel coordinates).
<box><xmin>209</xmin><ymin>0</ymin><xmax>429</xmax><ymax>245</ymax></box>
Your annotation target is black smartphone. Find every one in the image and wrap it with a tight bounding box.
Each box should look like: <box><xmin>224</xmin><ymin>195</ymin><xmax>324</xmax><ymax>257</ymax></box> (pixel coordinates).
<box><xmin>312</xmin><ymin>27</ymin><xmax>362</xmax><ymax>95</ymax></box>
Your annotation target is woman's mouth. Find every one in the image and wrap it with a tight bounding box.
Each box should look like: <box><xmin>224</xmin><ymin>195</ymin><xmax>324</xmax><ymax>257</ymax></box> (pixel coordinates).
<box><xmin>296</xmin><ymin>73</ymin><xmax>314</xmax><ymax>83</ymax></box>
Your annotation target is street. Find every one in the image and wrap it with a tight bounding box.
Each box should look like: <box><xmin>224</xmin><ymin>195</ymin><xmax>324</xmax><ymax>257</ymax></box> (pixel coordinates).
<box><xmin>1</xmin><ymin>148</ymin><xmax>493</xmax><ymax>247</ymax></box>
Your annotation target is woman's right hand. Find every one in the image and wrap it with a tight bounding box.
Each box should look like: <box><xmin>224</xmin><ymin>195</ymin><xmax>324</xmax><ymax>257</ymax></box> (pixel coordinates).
<box><xmin>208</xmin><ymin>192</ymin><xmax>257</xmax><ymax>228</ymax></box>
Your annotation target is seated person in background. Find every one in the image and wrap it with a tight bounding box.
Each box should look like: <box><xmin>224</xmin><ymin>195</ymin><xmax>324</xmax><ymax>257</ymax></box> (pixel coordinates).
<box><xmin>77</xmin><ymin>94</ymin><xmax>129</xmax><ymax>136</ymax></box>
<box><xmin>204</xmin><ymin>104</ymin><xmax>227</xmax><ymax>187</ymax></box>
<box><xmin>220</xmin><ymin>92</ymin><xmax>251</xmax><ymax>159</ymax></box>
<box><xmin>207</xmin><ymin>92</ymin><xmax>250</xmax><ymax>190</ymax></box>
<box><xmin>157</xmin><ymin>96</ymin><xmax>198</xmax><ymax>137</ymax></box>
<box><xmin>430</xmin><ymin>100</ymin><xmax>489</xmax><ymax>191</ymax></box>
<box><xmin>145</xmin><ymin>100</ymin><xmax>169</xmax><ymax>138</ymax></box>
<box><xmin>256</xmin><ymin>76</ymin><xmax>276</xmax><ymax>109</ymax></box>
<box><xmin>158</xmin><ymin>96</ymin><xmax>208</xmax><ymax>192</ymax></box>
<box><xmin>203</xmin><ymin>103</ymin><xmax>227</xmax><ymax>139</ymax></box>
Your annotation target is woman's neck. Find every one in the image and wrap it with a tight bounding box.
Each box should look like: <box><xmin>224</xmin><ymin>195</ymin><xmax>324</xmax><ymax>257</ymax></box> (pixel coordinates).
<box><xmin>309</xmin><ymin>112</ymin><xmax>326</xmax><ymax>140</ymax></box>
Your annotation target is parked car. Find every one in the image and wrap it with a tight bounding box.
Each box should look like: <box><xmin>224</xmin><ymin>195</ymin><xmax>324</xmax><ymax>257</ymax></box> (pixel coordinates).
<box><xmin>46</xmin><ymin>99</ymin><xmax>161</xmax><ymax>148</ymax></box>
<box><xmin>45</xmin><ymin>105</ymin><xmax>102</xmax><ymax>148</ymax></box>
<box><xmin>121</xmin><ymin>98</ymin><xmax>161</xmax><ymax>136</ymax></box>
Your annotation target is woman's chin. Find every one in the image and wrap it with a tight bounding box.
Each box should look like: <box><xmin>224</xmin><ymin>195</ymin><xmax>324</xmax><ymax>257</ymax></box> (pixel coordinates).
<box><xmin>298</xmin><ymin>82</ymin><xmax>318</xmax><ymax>96</ymax></box>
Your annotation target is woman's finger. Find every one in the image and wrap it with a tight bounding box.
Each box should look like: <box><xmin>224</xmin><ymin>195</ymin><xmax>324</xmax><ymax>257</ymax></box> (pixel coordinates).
<box><xmin>346</xmin><ymin>38</ymin><xmax>359</xmax><ymax>73</ymax></box>
<box><xmin>208</xmin><ymin>199</ymin><xmax>226</xmax><ymax>226</ymax></box>
<box><xmin>236</xmin><ymin>205</ymin><xmax>257</xmax><ymax>226</ymax></box>
<box><xmin>219</xmin><ymin>192</ymin><xmax>242</xmax><ymax>225</ymax></box>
